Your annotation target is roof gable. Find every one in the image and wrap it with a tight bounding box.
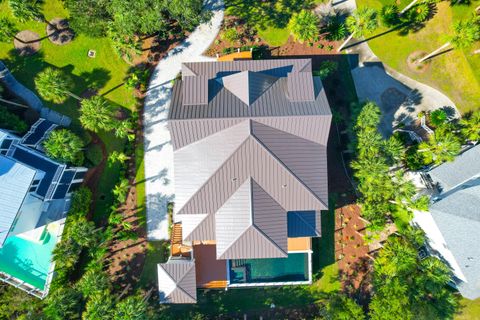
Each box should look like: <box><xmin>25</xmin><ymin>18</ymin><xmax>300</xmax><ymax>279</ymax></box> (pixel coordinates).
<box><xmin>158</xmin><ymin>261</ymin><xmax>197</xmax><ymax>304</ymax></box>
<box><xmin>218</xmin><ymin>71</ymin><xmax>278</xmax><ymax>106</ymax></box>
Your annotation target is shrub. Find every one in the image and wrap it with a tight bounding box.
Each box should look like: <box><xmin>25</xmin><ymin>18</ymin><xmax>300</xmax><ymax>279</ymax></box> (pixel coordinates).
<box><xmin>0</xmin><ymin>106</ymin><xmax>27</xmax><ymax>133</ymax></box>
<box><xmin>429</xmin><ymin>109</ymin><xmax>447</xmax><ymax>127</ymax></box>
<box><xmin>405</xmin><ymin>144</ymin><xmax>425</xmax><ymax>170</ymax></box>
<box><xmin>43</xmin><ymin>129</ymin><xmax>85</xmax><ymax>165</ymax></box>
<box><xmin>314</xmin><ymin>61</ymin><xmax>338</xmax><ymax>79</ymax></box>
<box><xmin>70</xmin><ymin>187</ymin><xmax>93</xmax><ymax>217</ymax></box>
<box><xmin>221</xmin><ymin>28</ymin><xmax>239</xmax><ymax>43</ymax></box>
<box><xmin>380</xmin><ymin>4</ymin><xmax>400</xmax><ymax>27</ymax></box>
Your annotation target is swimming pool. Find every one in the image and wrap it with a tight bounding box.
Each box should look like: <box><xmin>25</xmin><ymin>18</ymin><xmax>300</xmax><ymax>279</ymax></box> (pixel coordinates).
<box><xmin>0</xmin><ymin>225</ymin><xmax>59</xmax><ymax>291</ymax></box>
<box><xmin>229</xmin><ymin>252</ymin><xmax>309</xmax><ymax>285</ymax></box>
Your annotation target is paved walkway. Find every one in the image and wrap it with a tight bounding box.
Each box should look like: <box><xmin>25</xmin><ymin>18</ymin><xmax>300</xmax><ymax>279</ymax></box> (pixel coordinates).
<box><xmin>143</xmin><ymin>0</ymin><xmax>224</xmax><ymax>240</ymax></box>
<box><xmin>334</xmin><ymin>0</ymin><xmax>459</xmax><ymax>136</ymax></box>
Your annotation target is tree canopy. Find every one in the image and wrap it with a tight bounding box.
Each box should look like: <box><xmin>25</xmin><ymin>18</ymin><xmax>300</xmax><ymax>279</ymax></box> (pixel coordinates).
<box><xmin>43</xmin><ymin>129</ymin><xmax>85</xmax><ymax>165</ymax></box>
<box><xmin>0</xmin><ymin>17</ymin><xmax>18</xmax><ymax>42</ymax></box>
<box><xmin>288</xmin><ymin>10</ymin><xmax>320</xmax><ymax>43</ymax></box>
<box><xmin>79</xmin><ymin>96</ymin><xmax>116</xmax><ymax>132</ymax></box>
<box><xmin>34</xmin><ymin>68</ymin><xmax>77</xmax><ymax>103</ymax></box>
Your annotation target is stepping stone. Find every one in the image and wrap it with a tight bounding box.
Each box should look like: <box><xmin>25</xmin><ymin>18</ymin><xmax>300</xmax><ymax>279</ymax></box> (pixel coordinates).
<box><xmin>14</xmin><ymin>31</ymin><xmax>41</xmax><ymax>56</ymax></box>
<box><xmin>46</xmin><ymin>18</ymin><xmax>74</xmax><ymax>45</ymax></box>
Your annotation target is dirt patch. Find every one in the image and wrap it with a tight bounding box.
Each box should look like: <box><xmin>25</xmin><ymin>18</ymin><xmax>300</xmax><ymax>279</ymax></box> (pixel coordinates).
<box><xmin>82</xmin><ymin>132</ymin><xmax>107</xmax><ymax>219</ymax></box>
<box><xmin>14</xmin><ymin>31</ymin><xmax>41</xmax><ymax>56</ymax></box>
<box><xmin>46</xmin><ymin>18</ymin><xmax>74</xmax><ymax>45</ymax></box>
<box><xmin>407</xmin><ymin>50</ymin><xmax>430</xmax><ymax>73</ymax></box>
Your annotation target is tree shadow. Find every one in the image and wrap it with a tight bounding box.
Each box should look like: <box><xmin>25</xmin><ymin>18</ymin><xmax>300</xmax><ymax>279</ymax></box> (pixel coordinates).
<box><xmin>79</xmin><ymin>68</ymin><xmax>111</xmax><ymax>91</ymax></box>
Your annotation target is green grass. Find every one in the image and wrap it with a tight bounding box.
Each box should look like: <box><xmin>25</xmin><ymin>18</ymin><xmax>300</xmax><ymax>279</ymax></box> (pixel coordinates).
<box><xmin>225</xmin><ymin>0</ymin><xmax>316</xmax><ymax>46</ymax></box>
<box><xmin>456</xmin><ymin>297</ymin><xmax>480</xmax><ymax>320</ymax></box>
<box><xmin>257</xmin><ymin>26</ymin><xmax>291</xmax><ymax>46</ymax></box>
<box><xmin>0</xmin><ymin>0</ymin><xmax>138</xmax><ymax>222</ymax></box>
<box><xmin>138</xmin><ymin>241</ymin><xmax>169</xmax><ymax>288</ymax></box>
<box><xmin>356</xmin><ymin>0</ymin><xmax>480</xmax><ymax>113</ymax></box>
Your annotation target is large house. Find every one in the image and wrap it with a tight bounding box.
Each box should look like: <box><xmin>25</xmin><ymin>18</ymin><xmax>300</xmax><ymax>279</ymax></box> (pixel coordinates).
<box><xmin>157</xmin><ymin>59</ymin><xmax>331</xmax><ymax>303</ymax></box>
<box><xmin>0</xmin><ymin>119</ymin><xmax>86</xmax><ymax>298</ymax></box>
<box><xmin>414</xmin><ymin>145</ymin><xmax>480</xmax><ymax>300</ymax></box>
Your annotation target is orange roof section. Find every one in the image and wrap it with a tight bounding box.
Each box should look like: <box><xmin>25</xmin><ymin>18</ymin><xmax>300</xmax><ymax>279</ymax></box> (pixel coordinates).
<box><xmin>287</xmin><ymin>237</ymin><xmax>311</xmax><ymax>252</ymax></box>
<box><xmin>217</xmin><ymin>50</ymin><xmax>252</xmax><ymax>61</ymax></box>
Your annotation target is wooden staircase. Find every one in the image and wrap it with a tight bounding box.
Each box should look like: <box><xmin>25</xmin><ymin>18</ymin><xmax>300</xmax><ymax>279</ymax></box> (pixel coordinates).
<box><xmin>170</xmin><ymin>223</ymin><xmax>191</xmax><ymax>257</ymax></box>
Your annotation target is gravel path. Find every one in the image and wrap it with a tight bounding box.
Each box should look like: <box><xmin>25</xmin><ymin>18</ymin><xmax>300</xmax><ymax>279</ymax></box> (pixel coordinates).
<box><xmin>143</xmin><ymin>0</ymin><xmax>224</xmax><ymax>240</ymax></box>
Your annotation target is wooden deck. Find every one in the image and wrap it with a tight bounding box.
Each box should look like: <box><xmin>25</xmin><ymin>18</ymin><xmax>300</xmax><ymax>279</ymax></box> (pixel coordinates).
<box><xmin>287</xmin><ymin>237</ymin><xmax>311</xmax><ymax>252</ymax></box>
<box><xmin>217</xmin><ymin>51</ymin><xmax>252</xmax><ymax>61</ymax></box>
<box><xmin>170</xmin><ymin>223</ymin><xmax>192</xmax><ymax>258</ymax></box>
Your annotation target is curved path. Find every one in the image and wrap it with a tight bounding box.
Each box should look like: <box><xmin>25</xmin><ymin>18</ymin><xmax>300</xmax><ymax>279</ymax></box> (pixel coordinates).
<box><xmin>143</xmin><ymin>0</ymin><xmax>224</xmax><ymax>240</ymax></box>
<box><xmin>335</xmin><ymin>0</ymin><xmax>459</xmax><ymax>136</ymax></box>
<box><xmin>0</xmin><ymin>61</ymin><xmax>71</xmax><ymax>126</ymax></box>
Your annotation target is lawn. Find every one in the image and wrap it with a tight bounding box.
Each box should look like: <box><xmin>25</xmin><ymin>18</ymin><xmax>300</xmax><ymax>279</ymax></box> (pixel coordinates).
<box><xmin>356</xmin><ymin>0</ymin><xmax>480</xmax><ymax>113</ymax></box>
<box><xmin>456</xmin><ymin>297</ymin><xmax>480</xmax><ymax>320</ymax></box>
<box><xmin>225</xmin><ymin>0</ymin><xmax>315</xmax><ymax>46</ymax></box>
<box><xmin>0</xmin><ymin>0</ymin><xmax>138</xmax><ymax>219</ymax></box>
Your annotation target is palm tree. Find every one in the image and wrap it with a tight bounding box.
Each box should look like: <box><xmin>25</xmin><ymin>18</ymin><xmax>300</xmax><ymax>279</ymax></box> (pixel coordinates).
<box><xmin>43</xmin><ymin>129</ymin><xmax>85</xmax><ymax>165</ymax></box>
<box><xmin>115</xmin><ymin>120</ymin><xmax>135</xmax><ymax>141</ymax></box>
<box><xmin>418</xmin><ymin>131</ymin><xmax>461</xmax><ymax>164</ymax></box>
<box><xmin>419</xmin><ymin>18</ymin><xmax>480</xmax><ymax>62</ymax></box>
<box><xmin>0</xmin><ymin>18</ymin><xmax>18</xmax><ymax>42</ymax></box>
<box><xmin>354</xmin><ymin>101</ymin><xmax>381</xmax><ymax>131</ymax></box>
<box><xmin>113</xmin><ymin>178</ymin><xmax>130</xmax><ymax>203</ymax></box>
<box><xmin>79</xmin><ymin>96</ymin><xmax>116</xmax><ymax>132</ymax></box>
<box><xmin>108</xmin><ymin>151</ymin><xmax>130</xmax><ymax>166</ymax></box>
<box><xmin>35</xmin><ymin>68</ymin><xmax>81</xmax><ymax>103</ymax></box>
<box><xmin>460</xmin><ymin>110</ymin><xmax>480</xmax><ymax>143</ymax></box>
<box><xmin>76</xmin><ymin>269</ymin><xmax>111</xmax><ymax>298</ymax></box>
<box><xmin>8</xmin><ymin>0</ymin><xmax>43</xmax><ymax>23</ymax></box>
<box><xmin>338</xmin><ymin>7</ymin><xmax>378</xmax><ymax>52</ymax></box>
<box><xmin>68</xmin><ymin>217</ymin><xmax>98</xmax><ymax>247</ymax></box>
<box><xmin>114</xmin><ymin>295</ymin><xmax>147</xmax><ymax>320</ymax></box>
<box><xmin>382</xmin><ymin>135</ymin><xmax>404</xmax><ymax>164</ymax></box>
<box><xmin>287</xmin><ymin>10</ymin><xmax>320</xmax><ymax>43</ymax></box>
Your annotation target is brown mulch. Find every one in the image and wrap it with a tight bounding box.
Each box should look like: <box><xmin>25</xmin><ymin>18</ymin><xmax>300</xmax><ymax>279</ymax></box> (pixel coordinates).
<box><xmin>334</xmin><ymin>205</ymin><xmax>371</xmax><ymax>294</ymax></box>
<box><xmin>46</xmin><ymin>18</ymin><xmax>74</xmax><ymax>45</ymax></box>
<box><xmin>205</xmin><ymin>15</ymin><xmax>340</xmax><ymax>59</ymax></box>
<box><xmin>13</xmin><ymin>30</ymin><xmax>41</xmax><ymax>56</ymax></box>
<box><xmin>407</xmin><ymin>50</ymin><xmax>430</xmax><ymax>73</ymax></box>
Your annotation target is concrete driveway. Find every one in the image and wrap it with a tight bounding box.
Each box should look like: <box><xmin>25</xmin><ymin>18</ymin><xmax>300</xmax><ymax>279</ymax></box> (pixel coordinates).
<box><xmin>143</xmin><ymin>0</ymin><xmax>224</xmax><ymax>240</ymax></box>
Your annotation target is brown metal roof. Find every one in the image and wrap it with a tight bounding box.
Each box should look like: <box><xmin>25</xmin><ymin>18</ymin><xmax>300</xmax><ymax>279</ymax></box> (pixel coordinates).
<box><xmin>157</xmin><ymin>260</ymin><xmax>197</xmax><ymax>304</ymax></box>
<box><xmin>170</xmin><ymin>59</ymin><xmax>331</xmax><ymax>260</ymax></box>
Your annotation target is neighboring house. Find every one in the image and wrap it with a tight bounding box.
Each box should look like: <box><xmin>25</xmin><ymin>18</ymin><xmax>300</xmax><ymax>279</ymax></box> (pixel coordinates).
<box><xmin>0</xmin><ymin>119</ymin><xmax>87</xmax><ymax>298</ymax></box>
<box><xmin>414</xmin><ymin>145</ymin><xmax>480</xmax><ymax>300</ymax></box>
<box><xmin>157</xmin><ymin>59</ymin><xmax>331</xmax><ymax>303</ymax></box>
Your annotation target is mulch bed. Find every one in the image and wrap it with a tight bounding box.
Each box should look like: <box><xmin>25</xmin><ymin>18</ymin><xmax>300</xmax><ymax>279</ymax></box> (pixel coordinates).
<box><xmin>46</xmin><ymin>18</ymin><xmax>75</xmax><ymax>45</ymax></box>
<box><xmin>407</xmin><ymin>50</ymin><xmax>430</xmax><ymax>73</ymax></box>
<box><xmin>13</xmin><ymin>30</ymin><xmax>41</xmax><ymax>56</ymax></box>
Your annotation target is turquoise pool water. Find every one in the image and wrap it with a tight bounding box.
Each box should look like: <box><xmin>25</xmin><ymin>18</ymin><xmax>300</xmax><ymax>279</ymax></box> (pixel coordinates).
<box><xmin>230</xmin><ymin>253</ymin><xmax>309</xmax><ymax>284</ymax></box>
<box><xmin>0</xmin><ymin>230</ymin><xmax>57</xmax><ymax>290</ymax></box>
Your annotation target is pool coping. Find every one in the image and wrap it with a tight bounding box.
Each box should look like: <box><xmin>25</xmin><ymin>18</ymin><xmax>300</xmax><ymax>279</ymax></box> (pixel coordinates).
<box><xmin>0</xmin><ymin>218</ymin><xmax>65</xmax><ymax>299</ymax></box>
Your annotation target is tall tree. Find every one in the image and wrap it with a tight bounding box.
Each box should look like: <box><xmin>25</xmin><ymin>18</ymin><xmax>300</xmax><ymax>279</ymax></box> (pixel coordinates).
<box><xmin>460</xmin><ymin>110</ymin><xmax>480</xmax><ymax>142</ymax></box>
<box><xmin>43</xmin><ymin>129</ymin><xmax>85</xmax><ymax>165</ymax></box>
<box><xmin>324</xmin><ymin>294</ymin><xmax>365</xmax><ymax>320</ymax></box>
<box><xmin>420</xmin><ymin>18</ymin><xmax>480</xmax><ymax>62</ymax></box>
<box><xmin>35</xmin><ymin>68</ymin><xmax>81</xmax><ymax>103</ymax></box>
<box><xmin>0</xmin><ymin>18</ymin><xmax>18</xmax><ymax>42</ymax></box>
<box><xmin>338</xmin><ymin>7</ymin><xmax>378</xmax><ymax>51</ymax></box>
<box><xmin>164</xmin><ymin>0</ymin><xmax>207</xmax><ymax>31</ymax></box>
<box><xmin>288</xmin><ymin>10</ymin><xmax>320</xmax><ymax>43</ymax></box>
<box><xmin>64</xmin><ymin>0</ymin><xmax>111</xmax><ymax>37</ymax></box>
<box><xmin>79</xmin><ymin>96</ymin><xmax>116</xmax><ymax>132</ymax></box>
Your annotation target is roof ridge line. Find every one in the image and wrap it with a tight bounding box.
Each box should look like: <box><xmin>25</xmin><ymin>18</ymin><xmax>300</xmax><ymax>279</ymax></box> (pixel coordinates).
<box><xmin>249</xmin><ymin>129</ymin><xmax>328</xmax><ymax>209</ymax></box>
<box><xmin>176</xmin><ymin>123</ymin><xmax>251</xmax><ymax>214</ymax></box>
<box><xmin>294</xmin><ymin>211</ymin><xmax>321</xmax><ymax>236</ymax></box>
<box><xmin>251</xmin><ymin>224</ymin><xmax>288</xmax><ymax>256</ymax></box>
